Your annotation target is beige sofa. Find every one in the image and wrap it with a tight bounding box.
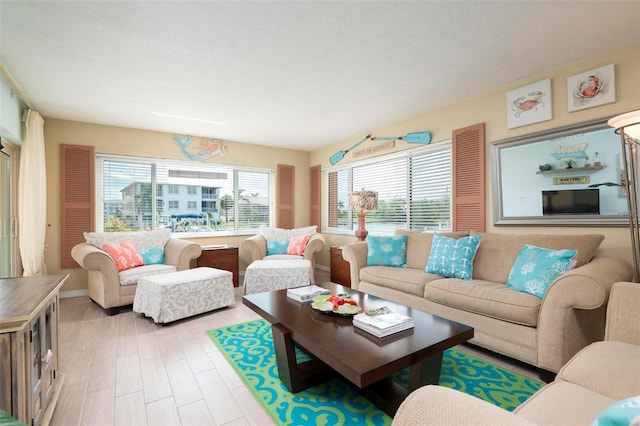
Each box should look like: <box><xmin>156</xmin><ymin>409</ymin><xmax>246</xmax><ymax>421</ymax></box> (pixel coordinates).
<box><xmin>343</xmin><ymin>230</ymin><xmax>633</xmax><ymax>375</ymax></box>
<box><xmin>393</xmin><ymin>281</ymin><xmax>640</xmax><ymax>425</ymax></box>
<box><xmin>71</xmin><ymin>229</ymin><xmax>202</xmax><ymax>314</ymax></box>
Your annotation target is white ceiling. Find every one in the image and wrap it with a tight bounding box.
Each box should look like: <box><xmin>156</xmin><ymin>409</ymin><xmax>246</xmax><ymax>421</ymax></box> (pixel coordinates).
<box><xmin>1</xmin><ymin>1</ymin><xmax>639</xmax><ymax>151</ymax></box>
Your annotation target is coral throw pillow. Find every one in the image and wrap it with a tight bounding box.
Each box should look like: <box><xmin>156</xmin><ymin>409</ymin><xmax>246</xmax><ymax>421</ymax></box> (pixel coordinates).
<box><xmin>288</xmin><ymin>234</ymin><xmax>310</xmax><ymax>255</ymax></box>
<box><xmin>102</xmin><ymin>241</ymin><xmax>144</xmax><ymax>271</ymax></box>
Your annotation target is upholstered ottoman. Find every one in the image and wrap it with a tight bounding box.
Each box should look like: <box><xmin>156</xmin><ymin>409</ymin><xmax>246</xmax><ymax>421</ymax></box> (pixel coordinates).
<box><xmin>133</xmin><ymin>267</ymin><xmax>234</xmax><ymax>323</ymax></box>
<box><xmin>243</xmin><ymin>259</ymin><xmax>312</xmax><ymax>295</ymax></box>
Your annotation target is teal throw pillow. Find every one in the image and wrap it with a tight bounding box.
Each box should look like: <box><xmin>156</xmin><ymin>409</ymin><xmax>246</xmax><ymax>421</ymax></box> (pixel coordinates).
<box><xmin>367</xmin><ymin>235</ymin><xmax>408</xmax><ymax>267</ymax></box>
<box><xmin>267</xmin><ymin>240</ymin><xmax>290</xmax><ymax>255</ymax></box>
<box><xmin>425</xmin><ymin>234</ymin><xmax>481</xmax><ymax>280</ymax></box>
<box><xmin>138</xmin><ymin>247</ymin><xmax>165</xmax><ymax>265</ymax></box>
<box><xmin>591</xmin><ymin>395</ymin><xmax>640</xmax><ymax>426</ymax></box>
<box><xmin>506</xmin><ymin>245</ymin><xmax>577</xmax><ymax>299</ymax></box>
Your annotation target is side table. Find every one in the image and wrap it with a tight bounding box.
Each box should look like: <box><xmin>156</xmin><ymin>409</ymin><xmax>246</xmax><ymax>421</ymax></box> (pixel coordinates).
<box><xmin>330</xmin><ymin>246</ymin><xmax>351</xmax><ymax>288</ymax></box>
<box><xmin>197</xmin><ymin>245</ymin><xmax>239</xmax><ymax>287</ymax></box>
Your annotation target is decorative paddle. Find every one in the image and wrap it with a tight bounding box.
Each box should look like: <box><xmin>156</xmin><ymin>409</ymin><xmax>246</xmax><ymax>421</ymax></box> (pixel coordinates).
<box><xmin>371</xmin><ymin>131</ymin><xmax>431</xmax><ymax>144</ymax></box>
<box><xmin>329</xmin><ymin>134</ymin><xmax>372</xmax><ymax>165</ymax></box>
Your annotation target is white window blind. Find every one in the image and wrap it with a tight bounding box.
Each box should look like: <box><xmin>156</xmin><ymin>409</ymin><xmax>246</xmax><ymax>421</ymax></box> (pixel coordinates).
<box><xmin>325</xmin><ymin>142</ymin><xmax>452</xmax><ymax>234</ymax></box>
<box><xmin>97</xmin><ymin>154</ymin><xmax>273</xmax><ymax>233</ymax></box>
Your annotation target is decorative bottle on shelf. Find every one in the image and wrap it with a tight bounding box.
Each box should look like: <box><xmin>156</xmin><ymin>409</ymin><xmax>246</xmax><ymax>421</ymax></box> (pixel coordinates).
<box><xmin>594</xmin><ymin>152</ymin><xmax>601</xmax><ymax>167</ymax></box>
<box><xmin>585</xmin><ymin>156</ymin><xmax>591</xmax><ymax>168</ymax></box>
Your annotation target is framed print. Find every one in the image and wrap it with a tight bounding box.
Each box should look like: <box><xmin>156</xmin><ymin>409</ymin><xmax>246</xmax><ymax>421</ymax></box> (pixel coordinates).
<box><xmin>507</xmin><ymin>79</ymin><xmax>552</xmax><ymax>129</ymax></box>
<box><xmin>567</xmin><ymin>64</ymin><xmax>615</xmax><ymax>112</ymax></box>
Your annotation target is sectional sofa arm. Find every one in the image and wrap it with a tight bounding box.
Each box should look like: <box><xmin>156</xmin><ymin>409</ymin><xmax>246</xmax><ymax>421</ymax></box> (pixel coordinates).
<box><xmin>239</xmin><ymin>234</ymin><xmax>267</xmax><ymax>265</ymax></box>
<box><xmin>342</xmin><ymin>242</ymin><xmax>368</xmax><ymax>290</ymax></box>
<box><xmin>606</xmin><ymin>281</ymin><xmax>640</xmax><ymax>344</ymax></box>
<box><xmin>71</xmin><ymin>242</ymin><xmax>120</xmax><ymax>285</ymax></box>
<box><xmin>392</xmin><ymin>385</ymin><xmax>534</xmax><ymax>426</ymax></box>
<box><xmin>303</xmin><ymin>233</ymin><xmax>325</xmax><ymax>264</ymax></box>
<box><xmin>164</xmin><ymin>239</ymin><xmax>202</xmax><ymax>270</ymax></box>
<box><xmin>537</xmin><ymin>256</ymin><xmax>634</xmax><ymax>373</ymax></box>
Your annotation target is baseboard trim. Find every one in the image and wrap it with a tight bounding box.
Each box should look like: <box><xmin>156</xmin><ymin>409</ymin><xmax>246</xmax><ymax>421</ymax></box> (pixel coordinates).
<box><xmin>60</xmin><ymin>289</ymin><xmax>89</xmax><ymax>299</ymax></box>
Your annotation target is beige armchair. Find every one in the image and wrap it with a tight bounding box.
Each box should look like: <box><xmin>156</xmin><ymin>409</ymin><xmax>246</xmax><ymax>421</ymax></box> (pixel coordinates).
<box><xmin>239</xmin><ymin>232</ymin><xmax>325</xmax><ymax>283</ymax></box>
<box><xmin>71</xmin><ymin>232</ymin><xmax>202</xmax><ymax>315</ymax></box>
<box><xmin>392</xmin><ymin>281</ymin><xmax>640</xmax><ymax>425</ymax></box>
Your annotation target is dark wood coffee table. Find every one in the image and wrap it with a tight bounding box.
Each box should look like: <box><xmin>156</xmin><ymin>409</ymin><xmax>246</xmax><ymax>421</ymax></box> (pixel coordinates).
<box><xmin>242</xmin><ymin>282</ymin><xmax>474</xmax><ymax>416</ymax></box>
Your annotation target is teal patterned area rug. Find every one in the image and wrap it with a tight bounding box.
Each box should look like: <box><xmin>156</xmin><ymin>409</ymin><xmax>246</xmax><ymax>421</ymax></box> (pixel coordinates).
<box><xmin>207</xmin><ymin>320</ymin><xmax>543</xmax><ymax>425</ymax></box>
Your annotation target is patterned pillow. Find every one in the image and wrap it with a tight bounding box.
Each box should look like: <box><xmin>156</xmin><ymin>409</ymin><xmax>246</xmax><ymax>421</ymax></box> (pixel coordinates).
<box><xmin>267</xmin><ymin>240</ymin><xmax>290</xmax><ymax>255</ymax></box>
<box><xmin>101</xmin><ymin>241</ymin><xmax>145</xmax><ymax>271</ymax></box>
<box><xmin>367</xmin><ymin>235</ymin><xmax>408</xmax><ymax>267</ymax></box>
<box><xmin>506</xmin><ymin>245</ymin><xmax>577</xmax><ymax>298</ymax></box>
<box><xmin>261</xmin><ymin>226</ymin><xmax>317</xmax><ymax>255</ymax></box>
<box><xmin>288</xmin><ymin>234</ymin><xmax>310</xmax><ymax>255</ymax></box>
<box><xmin>591</xmin><ymin>395</ymin><xmax>640</xmax><ymax>426</ymax></box>
<box><xmin>139</xmin><ymin>247</ymin><xmax>165</xmax><ymax>265</ymax></box>
<box><xmin>425</xmin><ymin>234</ymin><xmax>482</xmax><ymax>280</ymax></box>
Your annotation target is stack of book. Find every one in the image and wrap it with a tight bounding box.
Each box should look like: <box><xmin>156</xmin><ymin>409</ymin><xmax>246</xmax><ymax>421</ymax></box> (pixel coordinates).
<box><xmin>286</xmin><ymin>285</ymin><xmax>330</xmax><ymax>302</ymax></box>
<box><xmin>353</xmin><ymin>309</ymin><xmax>414</xmax><ymax>338</ymax></box>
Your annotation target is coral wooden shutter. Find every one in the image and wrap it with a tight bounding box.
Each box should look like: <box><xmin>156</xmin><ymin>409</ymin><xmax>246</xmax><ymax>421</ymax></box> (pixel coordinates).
<box><xmin>452</xmin><ymin>123</ymin><xmax>485</xmax><ymax>232</ymax></box>
<box><xmin>310</xmin><ymin>165</ymin><xmax>321</xmax><ymax>229</ymax></box>
<box><xmin>60</xmin><ymin>144</ymin><xmax>94</xmax><ymax>268</ymax></box>
<box><xmin>277</xmin><ymin>164</ymin><xmax>295</xmax><ymax>228</ymax></box>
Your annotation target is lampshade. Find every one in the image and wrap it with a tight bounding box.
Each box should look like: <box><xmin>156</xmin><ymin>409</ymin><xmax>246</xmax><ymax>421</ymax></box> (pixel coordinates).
<box><xmin>348</xmin><ymin>189</ymin><xmax>378</xmax><ymax>211</ymax></box>
<box><xmin>608</xmin><ymin>110</ymin><xmax>640</xmax><ymax>140</ymax></box>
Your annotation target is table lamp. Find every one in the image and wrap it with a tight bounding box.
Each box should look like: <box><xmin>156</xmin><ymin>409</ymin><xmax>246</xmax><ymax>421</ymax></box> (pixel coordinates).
<box><xmin>348</xmin><ymin>188</ymin><xmax>378</xmax><ymax>241</ymax></box>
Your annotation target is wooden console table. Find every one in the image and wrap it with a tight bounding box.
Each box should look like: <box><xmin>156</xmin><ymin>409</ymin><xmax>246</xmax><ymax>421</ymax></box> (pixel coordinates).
<box><xmin>0</xmin><ymin>274</ymin><xmax>68</xmax><ymax>426</ymax></box>
<box><xmin>197</xmin><ymin>245</ymin><xmax>239</xmax><ymax>287</ymax></box>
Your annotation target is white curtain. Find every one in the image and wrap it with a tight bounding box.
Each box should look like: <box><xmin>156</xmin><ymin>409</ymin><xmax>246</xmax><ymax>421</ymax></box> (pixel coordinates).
<box><xmin>18</xmin><ymin>110</ymin><xmax>47</xmax><ymax>276</ymax></box>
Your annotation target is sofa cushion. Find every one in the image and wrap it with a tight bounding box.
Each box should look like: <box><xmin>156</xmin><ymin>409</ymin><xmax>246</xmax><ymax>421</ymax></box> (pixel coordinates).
<box><xmin>425</xmin><ymin>234</ymin><xmax>481</xmax><ymax>280</ymax></box>
<box><xmin>267</xmin><ymin>240</ymin><xmax>289</xmax><ymax>255</ymax></box>
<box><xmin>558</xmin><ymin>341</ymin><xmax>640</xmax><ymax>401</ymax></box>
<box><xmin>85</xmin><ymin>229</ymin><xmax>172</xmax><ymax>251</ymax></box>
<box><xmin>506</xmin><ymin>245</ymin><xmax>578</xmax><ymax>298</ymax></box>
<box><xmin>360</xmin><ymin>266</ymin><xmax>442</xmax><ymax>297</ymax></box>
<box><xmin>101</xmin><ymin>241</ymin><xmax>145</xmax><ymax>271</ymax></box>
<box><xmin>287</xmin><ymin>234</ymin><xmax>310</xmax><ymax>255</ymax></box>
<box><xmin>591</xmin><ymin>395</ymin><xmax>640</xmax><ymax>426</ymax></box>
<box><xmin>118</xmin><ymin>264</ymin><xmax>177</xmax><ymax>285</ymax></box>
<box><xmin>470</xmin><ymin>232</ymin><xmax>604</xmax><ymax>283</ymax></box>
<box><xmin>395</xmin><ymin>229</ymin><xmax>470</xmax><ymax>270</ymax></box>
<box><xmin>139</xmin><ymin>247</ymin><xmax>165</xmax><ymax>265</ymax></box>
<box><xmin>424</xmin><ymin>279</ymin><xmax>541</xmax><ymax>326</ymax></box>
<box><xmin>367</xmin><ymin>235</ymin><xmax>408</xmax><ymax>267</ymax></box>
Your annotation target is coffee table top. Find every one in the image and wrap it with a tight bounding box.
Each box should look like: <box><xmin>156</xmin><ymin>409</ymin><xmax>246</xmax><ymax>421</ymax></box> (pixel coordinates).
<box><xmin>242</xmin><ymin>282</ymin><xmax>474</xmax><ymax>388</ymax></box>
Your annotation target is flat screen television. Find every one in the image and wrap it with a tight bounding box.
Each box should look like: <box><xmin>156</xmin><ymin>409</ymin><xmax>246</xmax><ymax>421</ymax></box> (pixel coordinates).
<box><xmin>542</xmin><ymin>189</ymin><xmax>600</xmax><ymax>215</ymax></box>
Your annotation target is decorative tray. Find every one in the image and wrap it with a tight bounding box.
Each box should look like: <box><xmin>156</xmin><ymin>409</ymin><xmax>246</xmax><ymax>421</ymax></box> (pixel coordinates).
<box><xmin>311</xmin><ymin>294</ymin><xmax>361</xmax><ymax>316</ymax></box>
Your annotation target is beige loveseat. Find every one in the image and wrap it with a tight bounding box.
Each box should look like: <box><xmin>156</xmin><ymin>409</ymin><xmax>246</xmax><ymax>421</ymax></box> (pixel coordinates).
<box><xmin>71</xmin><ymin>229</ymin><xmax>202</xmax><ymax>314</ymax></box>
<box><xmin>393</xmin><ymin>281</ymin><xmax>640</xmax><ymax>425</ymax></box>
<box><xmin>343</xmin><ymin>230</ymin><xmax>633</xmax><ymax>375</ymax></box>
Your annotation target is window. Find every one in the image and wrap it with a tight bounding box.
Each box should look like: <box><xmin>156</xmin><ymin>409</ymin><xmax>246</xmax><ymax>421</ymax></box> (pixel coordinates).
<box><xmin>97</xmin><ymin>154</ymin><xmax>273</xmax><ymax>233</ymax></box>
<box><xmin>325</xmin><ymin>142</ymin><xmax>452</xmax><ymax>234</ymax></box>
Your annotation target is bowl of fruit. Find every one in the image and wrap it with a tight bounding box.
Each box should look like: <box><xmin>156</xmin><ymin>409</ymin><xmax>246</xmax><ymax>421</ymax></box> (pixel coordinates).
<box><xmin>311</xmin><ymin>294</ymin><xmax>361</xmax><ymax>316</ymax></box>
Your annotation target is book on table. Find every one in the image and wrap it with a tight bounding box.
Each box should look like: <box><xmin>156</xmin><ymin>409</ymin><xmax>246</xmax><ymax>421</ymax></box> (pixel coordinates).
<box><xmin>286</xmin><ymin>285</ymin><xmax>330</xmax><ymax>302</ymax></box>
<box><xmin>353</xmin><ymin>310</ymin><xmax>414</xmax><ymax>338</ymax></box>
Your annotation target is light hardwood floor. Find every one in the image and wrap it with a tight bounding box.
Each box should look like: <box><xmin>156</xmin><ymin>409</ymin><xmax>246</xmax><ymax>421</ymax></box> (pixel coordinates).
<box><xmin>52</xmin><ymin>269</ymin><xmax>539</xmax><ymax>426</ymax></box>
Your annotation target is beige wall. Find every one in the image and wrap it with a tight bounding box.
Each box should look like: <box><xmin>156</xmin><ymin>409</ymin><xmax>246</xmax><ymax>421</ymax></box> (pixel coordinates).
<box><xmin>312</xmin><ymin>43</ymin><xmax>640</xmax><ymax>268</ymax></box>
<box><xmin>44</xmin><ymin>120</ymin><xmax>312</xmax><ymax>291</ymax></box>
<box><xmin>44</xmin><ymin>44</ymin><xmax>639</xmax><ymax>292</ymax></box>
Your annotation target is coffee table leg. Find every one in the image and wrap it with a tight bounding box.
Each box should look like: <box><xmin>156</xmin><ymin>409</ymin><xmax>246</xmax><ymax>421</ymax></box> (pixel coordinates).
<box><xmin>363</xmin><ymin>351</ymin><xmax>444</xmax><ymax>417</ymax></box>
<box><xmin>271</xmin><ymin>323</ymin><xmax>332</xmax><ymax>393</ymax></box>
<box><xmin>407</xmin><ymin>351</ymin><xmax>443</xmax><ymax>392</ymax></box>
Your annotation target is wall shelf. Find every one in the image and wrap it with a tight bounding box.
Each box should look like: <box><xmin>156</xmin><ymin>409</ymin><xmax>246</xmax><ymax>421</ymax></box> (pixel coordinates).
<box><xmin>536</xmin><ymin>165</ymin><xmax>605</xmax><ymax>175</ymax></box>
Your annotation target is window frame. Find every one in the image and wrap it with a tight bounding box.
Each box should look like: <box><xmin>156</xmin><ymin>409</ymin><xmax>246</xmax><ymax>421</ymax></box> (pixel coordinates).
<box><xmin>322</xmin><ymin>141</ymin><xmax>452</xmax><ymax>236</ymax></box>
<box><xmin>95</xmin><ymin>153</ymin><xmax>275</xmax><ymax>236</ymax></box>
